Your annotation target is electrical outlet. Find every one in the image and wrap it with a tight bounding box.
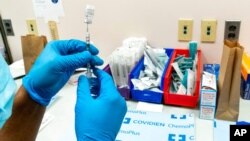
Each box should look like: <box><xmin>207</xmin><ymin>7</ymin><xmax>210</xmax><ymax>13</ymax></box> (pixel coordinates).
<box><xmin>26</xmin><ymin>20</ymin><xmax>39</xmax><ymax>35</ymax></box>
<box><xmin>224</xmin><ymin>20</ymin><xmax>241</xmax><ymax>41</ymax></box>
<box><xmin>178</xmin><ymin>19</ymin><xmax>193</xmax><ymax>41</ymax></box>
<box><xmin>2</xmin><ymin>19</ymin><xmax>14</xmax><ymax>36</ymax></box>
<box><xmin>201</xmin><ymin>19</ymin><xmax>217</xmax><ymax>42</ymax></box>
<box><xmin>48</xmin><ymin>21</ymin><xmax>59</xmax><ymax>40</ymax></box>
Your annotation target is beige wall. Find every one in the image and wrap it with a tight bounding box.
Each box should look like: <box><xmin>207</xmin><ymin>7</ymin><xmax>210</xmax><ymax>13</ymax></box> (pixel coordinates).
<box><xmin>0</xmin><ymin>0</ymin><xmax>250</xmax><ymax>63</ymax></box>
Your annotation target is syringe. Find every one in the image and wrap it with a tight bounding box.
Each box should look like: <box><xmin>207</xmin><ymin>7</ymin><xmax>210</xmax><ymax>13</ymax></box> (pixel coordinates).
<box><xmin>84</xmin><ymin>5</ymin><xmax>95</xmax><ymax>78</ymax></box>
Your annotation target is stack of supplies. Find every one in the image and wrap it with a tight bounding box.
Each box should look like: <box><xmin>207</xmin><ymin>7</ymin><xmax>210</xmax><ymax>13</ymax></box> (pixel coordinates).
<box><xmin>131</xmin><ymin>46</ymin><xmax>169</xmax><ymax>92</ymax></box>
<box><xmin>200</xmin><ymin>65</ymin><xmax>217</xmax><ymax>120</ymax></box>
<box><xmin>170</xmin><ymin>41</ymin><xmax>198</xmax><ymax>96</ymax></box>
<box><xmin>109</xmin><ymin>37</ymin><xmax>145</xmax><ymax>89</ymax></box>
<box><xmin>129</xmin><ymin>47</ymin><xmax>174</xmax><ymax>103</ymax></box>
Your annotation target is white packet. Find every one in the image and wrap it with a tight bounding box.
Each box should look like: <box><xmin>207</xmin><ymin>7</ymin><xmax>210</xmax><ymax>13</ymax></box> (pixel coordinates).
<box><xmin>172</xmin><ymin>62</ymin><xmax>184</xmax><ymax>80</ymax></box>
<box><xmin>187</xmin><ymin>69</ymin><xmax>195</xmax><ymax>96</ymax></box>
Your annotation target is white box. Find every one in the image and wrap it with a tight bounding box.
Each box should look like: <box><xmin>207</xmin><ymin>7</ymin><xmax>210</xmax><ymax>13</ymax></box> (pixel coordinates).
<box><xmin>200</xmin><ymin>105</ymin><xmax>216</xmax><ymax>120</ymax></box>
<box><xmin>200</xmin><ymin>90</ymin><xmax>217</xmax><ymax>106</ymax></box>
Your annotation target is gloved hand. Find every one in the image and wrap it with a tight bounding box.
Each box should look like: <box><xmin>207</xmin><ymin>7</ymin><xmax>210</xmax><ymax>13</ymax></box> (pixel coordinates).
<box><xmin>75</xmin><ymin>69</ymin><xmax>127</xmax><ymax>141</ymax></box>
<box><xmin>23</xmin><ymin>39</ymin><xmax>103</xmax><ymax>106</ymax></box>
<box><xmin>0</xmin><ymin>54</ymin><xmax>16</xmax><ymax>128</ymax></box>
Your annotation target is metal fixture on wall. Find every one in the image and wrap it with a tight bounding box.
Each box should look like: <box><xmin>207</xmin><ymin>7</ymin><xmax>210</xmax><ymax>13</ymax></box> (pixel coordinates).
<box><xmin>0</xmin><ymin>14</ymin><xmax>13</xmax><ymax>64</ymax></box>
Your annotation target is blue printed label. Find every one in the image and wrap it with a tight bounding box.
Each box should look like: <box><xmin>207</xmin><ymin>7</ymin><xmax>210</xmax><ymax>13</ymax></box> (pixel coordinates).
<box><xmin>116</xmin><ymin>110</ymin><xmax>195</xmax><ymax>141</ymax></box>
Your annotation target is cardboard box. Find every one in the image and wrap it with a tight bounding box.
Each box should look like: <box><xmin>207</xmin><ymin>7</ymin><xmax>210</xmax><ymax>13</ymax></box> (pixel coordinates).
<box><xmin>241</xmin><ymin>52</ymin><xmax>250</xmax><ymax>100</ymax></box>
<box><xmin>241</xmin><ymin>76</ymin><xmax>250</xmax><ymax>99</ymax></box>
<box><xmin>200</xmin><ymin>90</ymin><xmax>217</xmax><ymax>106</ymax></box>
<box><xmin>200</xmin><ymin>105</ymin><xmax>216</xmax><ymax>120</ymax></box>
<box><xmin>203</xmin><ymin>64</ymin><xmax>220</xmax><ymax>80</ymax></box>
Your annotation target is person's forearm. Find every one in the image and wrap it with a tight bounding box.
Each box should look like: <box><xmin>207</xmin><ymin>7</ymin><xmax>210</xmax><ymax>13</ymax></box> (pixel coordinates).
<box><xmin>0</xmin><ymin>85</ymin><xmax>46</xmax><ymax>141</ymax></box>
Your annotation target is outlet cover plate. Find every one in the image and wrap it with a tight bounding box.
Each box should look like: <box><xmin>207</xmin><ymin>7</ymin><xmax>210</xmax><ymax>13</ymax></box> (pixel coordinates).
<box><xmin>48</xmin><ymin>21</ymin><xmax>59</xmax><ymax>40</ymax></box>
<box><xmin>201</xmin><ymin>19</ymin><xmax>217</xmax><ymax>43</ymax></box>
<box><xmin>26</xmin><ymin>19</ymin><xmax>39</xmax><ymax>35</ymax></box>
<box><xmin>2</xmin><ymin>19</ymin><xmax>14</xmax><ymax>36</ymax></box>
<box><xmin>178</xmin><ymin>19</ymin><xmax>193</xmax><ymax>41</ymax></box>
<box><xmin>224</xmin><ymin>20</ymin><xmax>241</xmax><ymax>41</ymax></box>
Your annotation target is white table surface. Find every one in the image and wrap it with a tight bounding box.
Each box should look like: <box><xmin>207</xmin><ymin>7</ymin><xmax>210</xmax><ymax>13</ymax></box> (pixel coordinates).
<box><xmin>14</xmin><ymin>78</ymin><xmax>250</xmax><ymax>141</ymax></box>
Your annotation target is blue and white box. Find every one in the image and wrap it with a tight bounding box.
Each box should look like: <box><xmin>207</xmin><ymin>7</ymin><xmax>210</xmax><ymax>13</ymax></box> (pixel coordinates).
<box><xmin>200</xmin><ymin>71</ymin><xmax>217</xmax><ymax>120</ymax></box>
<box><xmin>203</xmin><ymin>64</ymin><xmax>220</xmax><ymax>80</ymax></box>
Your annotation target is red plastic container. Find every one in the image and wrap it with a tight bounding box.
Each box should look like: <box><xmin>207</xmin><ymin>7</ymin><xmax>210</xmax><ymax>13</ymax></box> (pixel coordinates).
<box><xmin>163</xmin><ymin>49</ymin><xmax>201</xmax><ymax>108</ymax></box>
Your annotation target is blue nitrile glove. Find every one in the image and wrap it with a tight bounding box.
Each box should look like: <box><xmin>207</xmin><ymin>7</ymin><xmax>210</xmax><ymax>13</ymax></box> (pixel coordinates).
<box><xmin>75</xmin><ymin>68</ymin><xmax>127</xmax><ymax>141</ymax></box>
<box><xmin>23</xmin><ymin>39</ymin><xmax>103</xmax><ymax>106</ymax></box>
<box><xmin>0</xmin><ymin>54</ymin><xmax>16</xmax><ymax>128</ymax></box>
